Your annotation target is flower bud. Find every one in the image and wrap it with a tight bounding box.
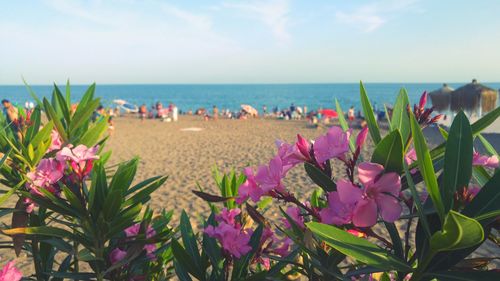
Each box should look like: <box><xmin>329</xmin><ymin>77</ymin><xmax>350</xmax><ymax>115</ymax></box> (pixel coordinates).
<box><xmin>356</xmin><ymin>127</ymin><xmax>369</xmax><ymax>149</ymax></box>
<box><xmin>419</xmin><ymin>91</ymin><xmax>428</xmax><ymax>110</ymax></box>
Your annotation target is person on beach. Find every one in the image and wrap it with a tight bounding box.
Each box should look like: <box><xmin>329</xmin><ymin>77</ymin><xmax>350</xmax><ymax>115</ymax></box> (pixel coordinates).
<box><xmin>139</xmin><ymin>104</ymin><xmax>147</xmax><ymax>121</ymax></box>
<box><xmin>212</xmin><ymin>105</ymin><xmax>219</xmax><ymax>120</ymax></box>
<box><xmin>2</xmin><ymin>99</ymin><xmax>22</xmax><ymax>140</ymax></box>
<box><xmin>348</xmin><ymin>106</ymin><xmax>355</xmax><ymax>121</ymax></box>
<box><xmin>171</xmin><ymin>104</ymin><xmax>178</xmax><ymax>122</ymax></box>
<box><xmin>262</xmin><ymin>105</ymin><xmax>267</xmax><ymax>116</ymax></box>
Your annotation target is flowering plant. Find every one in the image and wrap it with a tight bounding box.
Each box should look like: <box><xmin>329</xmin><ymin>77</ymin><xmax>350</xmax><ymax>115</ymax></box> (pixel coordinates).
<box><xmin>0</xmin><ymin>82</ymin><xmax>174</xmax><ymax>280</ymax></box>
<box><xmin>190</xmin><ymin>83</ymin><xmax>500</xmax><ymax>280</ymax></box>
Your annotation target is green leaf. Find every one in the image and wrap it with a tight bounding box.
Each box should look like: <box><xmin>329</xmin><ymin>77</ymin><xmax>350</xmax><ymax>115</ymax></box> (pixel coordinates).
<box><xmin>371</xmin><ymin>130</ymin><xmax>403</xmax><ymax>174</ymax></box>
<box><xmin>102</xmin><ymin>190</ymin><xmax>123</xmax><ymax>221</ymax></box>
<box><xmin>463</xmin><ymin>170</ymin><xmax>500</xmax><ymax>225</ymax></box>
<box><xmin>73</xmin><ymin>83</ymin><xmax>95</xmax><ymax>112</ymax></box>
<box><xmin>442</xmin><ymin>111</ymin><xmax>473</xmax><ymax>213</ymax></box>
<box><xmin>30</xmin><ymin>121</ymin><xmax>53</xmax><ymax>148</ymax></box>
<box><xmin>3</xmin><ymin>226</ymin><xmax>86</xmax><ymax>245</ymax></box>
<box><xmin>43</xmin><ymin>98</ymin><xmax>68</xmax><ymax>142</ymax></box>
<box><xmin>384</xmin><ymin>222</ymin><xmax>404</xmax><ymax>260</ymax></box>
<box><xmin>124</xmin><ymin>176</ymin><xmax>167</xmax><ymax>207</ymax></box>
<box><xmin>310</xmin><ymin>188</ymin><xmax>323</xmax><ymax>208</ymax></box>
<box><xmin>471</xmin><ymin>105</ymin><xmax>500</xmax><ymax>135</ymax></box>
<box><xmin>65</xmin><ymin>79</ymin><xmax>71</xmax><ymax>107</ymax></box>
<box><xmin>109</xmin><ymin>158</ymin><xmax>138</xmax><ymax>195</ymax></box>
<box><xmin>335</xmin><ymin>99</ymin><xmax>355</xmax><ymax>151</ymax></box>
<box><xmin>171</xmin><ymin>239</ymin><xmax>204</xmax><ymax>280</ymax></box>
<box><xmin>391</xmin><ymin>88</ymin><xmax>411</xmax><ymax>144</ymax></box>
<box><xmin>410</xmin><ymin>112</ymin><xmax>445</xmax><ymax>224</ymax></box>
<box><xmin>403</xmin><ymin>161</ymin><xmax>431</xmax><ymax>238</ymax></box>
<box><xmin>384</xmin><ymin>104</ymin><xmax>393</xmax><ymax>131</ymax></box>
<box><xmin>360</xmin><ymin>81</ymin><xmax>381</xmax><ymax>144</ymax></box>
<box><xmin>307</xmin><ymin>222</ymin><xmax>411</xmax><ymax>272</ymax></box>
<box><xmin>70</xmin><ymin>98</ymin><xmax>101</xmax><ymax>134</ymax></box>
<box><xmin>477</xmin><ymin>134</ymin><xmax>498</xmax><ymax>156</ymax></box>
<box><xmin>77</xmin><ymin>248</ymin><xmax>98</xmax><ymax>262</ymax></box>
<box><xmin>304</xmin><ymin>162</ymin><xmax>336</xmax><ymax>192</ymax></box>
<box><xmin>180</xmin><ymin>211</ymin><xmax>203</xmax><ymax>273</ymax></box>
<box><xmin>232</xmin><ymin>224</ymin><xmax>263</xmax><ymax>279</ymax></box>
<box><xmin>78</xmin><ymin>116</ymin><xmax>108</xmax><ymax>146</ymax></box>
<box><xmin>53</xmin><ymin>84</ymin><xmax>71</xmax><ymax>125</ymax></box>
<box><xmin>430</xmin><ymin>211</ymin><xmax>484</xmax><ymax>252</ymax></box>
<box><xmin>22</xmin><ymin>77</ymin><xmax>43</xmax><ymax>107</ymax></box>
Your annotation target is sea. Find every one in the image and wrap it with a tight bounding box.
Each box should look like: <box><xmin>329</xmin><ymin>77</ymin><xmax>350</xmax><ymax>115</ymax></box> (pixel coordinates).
<box><xmin>1</xmin><ymin>83</ymin><xmax>499</xmax><ymax>114</ymax></box>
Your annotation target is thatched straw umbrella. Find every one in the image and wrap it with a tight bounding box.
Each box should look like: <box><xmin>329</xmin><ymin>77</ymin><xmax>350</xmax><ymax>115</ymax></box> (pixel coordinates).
<box><xmin>450</xmin><ymin>79</ymin><xmax>498</xmax><ymax>116</ymax></box>
<box><xmin>429</xmin><ymin>83</ymin><xmax>454</xmax><ymax>112</ymax></box>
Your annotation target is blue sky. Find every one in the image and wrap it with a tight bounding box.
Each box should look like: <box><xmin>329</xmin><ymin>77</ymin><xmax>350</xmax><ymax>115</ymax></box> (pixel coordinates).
<box><xmin>1</xmin><ymin>0</ymin><xmax>500</xmax><ymax>84</ymax></box>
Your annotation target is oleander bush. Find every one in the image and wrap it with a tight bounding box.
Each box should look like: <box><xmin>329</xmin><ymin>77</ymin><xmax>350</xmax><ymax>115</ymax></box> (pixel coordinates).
<box><xmin>0</xmin><ymin>83</ymin><xmax>175</xmax><ymax>280</ymax></box>
<box><xmin>0</xmin><ymin>81</ymin><xmax>499</xmax><ymax>281</ymax></box>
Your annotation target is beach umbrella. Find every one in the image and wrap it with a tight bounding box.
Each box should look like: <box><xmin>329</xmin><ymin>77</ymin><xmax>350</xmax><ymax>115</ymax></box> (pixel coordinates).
<box><xmin>450</xmin><ymin>79</ymin><xmax>498</xmax><ymax>115</ymax></box>
<box><xmin>113</xmin><ymin>99</ymin><xmax>138</xmax><ymax>113</ymax></box>
<box><xmin>429</xmin><ymin>83</ymin><xmax>454</xmax><ymax>112</ymax></box>
<box><xmin>113</xmin><ymin>99</ymin><xmax>127</xmax><ymax>105</ymax></box>
<box><xmin>241</xmin><ymin>104</ymin><xmax>258</xmax><ymax>116</ymax></box>
<box><xmin>319</xmin><ymin>109</ymin><xmax>338</xmax><ymax>118</ymax></box>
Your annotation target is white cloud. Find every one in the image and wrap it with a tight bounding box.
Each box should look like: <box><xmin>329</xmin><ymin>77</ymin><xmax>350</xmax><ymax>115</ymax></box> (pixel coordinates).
<box><xmin>335</xmin><ymin>0</ymin><xmax>420</xmax><ymax>32</ymax></box>
<box><xmin>162</xmin><ymin>4</ymin><xmax>213</xmax><ymax>32</ymax></box>
<box><xmin>224</xmin><ymin>0</ymin><xmax>291</xmax><ymax>42</ymax></box>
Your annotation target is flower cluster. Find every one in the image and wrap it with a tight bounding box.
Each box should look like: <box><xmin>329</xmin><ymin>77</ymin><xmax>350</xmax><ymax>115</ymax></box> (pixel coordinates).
<box><xmin>109</xmin><ymin>223</ymin><xmax>158</xmax><ymax>264</ymax></box>
<box><xmin>322</xmin><ymin>163</ymin><xmax>402</xmax><ymax>227</ymax></box>
<box><xmin>205</xmin><ymin>207</ymin><xmax>291</xmax><ymax>267</ymax></box>
<box><xmin>24</xmin><ymin>143</ymin><xmax>99</xmax><ymax>212</ymax></box>
<box><xmin>236</xmin><ymin>124</ymin><xmax>402</xmax><ymax>229</ymax></box>
<box><xmin>410</xmin><ymin>92</ymin><xmax>442</xmax><ymax>127</ymax></box>
<box><xmin>236</xmin><ymin>126</ymin><xmax>353</xmax><ymax>205</ymax></box>
<box><xmin>205</xmin><ymin>208</ymin><xmax>252</xmax><ymax>258</ymax></box>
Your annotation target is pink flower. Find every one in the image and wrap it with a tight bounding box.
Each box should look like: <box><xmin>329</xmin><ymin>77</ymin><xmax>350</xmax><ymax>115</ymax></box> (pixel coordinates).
<box><xmin>56</xmin><ymin>145</ymin><xmax>99</xmax><ymax>163</ymax></box>
<box><xmin>271</xmin><ymin>237</ymin><xmax>292</xmax><ymax>257</ymax></box>
<box><xmin>275</xmin><ymin>139</ymin><xmax>308</xmax><ymax>173</ymax></box>
<box><xmin>0</xmin><ymin>261</ymin><xmax>22</xmax><ymax>281</ymax></box>
<box><xmin>338</xmin><ymin>162</ymin><xmax>402</xmax><ymax>227</ymax></box>
<box><xmin>283</xmin><ymin>206</ymin><xmax>304</xmax><ymax>229</ymax></box>
<box><xmin>124</xmin><ymin>223</ymin><xmax>157</xmax><ymax>260</ymax></box>
<box><xmin>48</xmin><ymin>129</ymin><xmax>63</xmax><ymax>152</ymax></box>
<box><xmin>404</xmin><ymin>148</ymin><xmax>418</xmax><ymax>174</ymax></box>
<box><xmin>255</xmin><ymin>156</ymin><xmax>286</xmax><ymax>193</ymax></box>
<box><xmin>296</xmin><ymin>134</ymin><xmax>311</xmax><ymax>161</ymax></box>
<box><xmin>356</xmin><ymin>127</ymin><xmax>369</xmax><ymax>149</ymax></box>
<box><xmin>236</xmin><ymin>168</ymin><xmax>265</xmax><ymax>204</ymax></box>
<box><xmin>205</xmin><ymin>222</ymin><xmax>252</xmax><ymax>258</ymax></box>
<box><xmin>23</xmin><ymin>197</ymin><xmax>35</xmax><ymax>214</ymax></box>
<box><xmin>472</xmin><ymin>151</ymin><xmax>499</xmax><ymax>168</ymax></box>
<box><xmin>320</xmin><ymin>189</ymin><xmax>355</xmax><ymax>226</ymax></box>
<box><xmin>26</xmin><ymin>158</ymin><xmax>64</xmax><ymax>196</ymax></box>
<box><xmin>216</xmin><ymin>208</ymin><xmax>241</xmax><ymax>226</ymax></box>
<box><xmin>313</xmin><ymin>126</ymin><xmax>351</xmax><ymax>164</ymax></box>
<box><xmin>57</xmin><ymin>145</ymin><xmax>99</xmax><ymax>179</ymax></box>
<box><xmin>109</xmin><ymin>248</ymin><xmax>127</xmax><ymax>264</ymax></box>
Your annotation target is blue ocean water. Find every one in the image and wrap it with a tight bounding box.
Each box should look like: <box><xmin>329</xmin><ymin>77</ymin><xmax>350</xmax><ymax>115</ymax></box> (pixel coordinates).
<box><xmin>1</xmin><ymin>83</ymin><xmax>499</xmax><ymax>113</ymax></box>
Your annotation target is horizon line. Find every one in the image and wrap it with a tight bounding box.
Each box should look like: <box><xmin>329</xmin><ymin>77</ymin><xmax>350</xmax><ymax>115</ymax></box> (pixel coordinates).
<box><xmin>2</xmin><ymin>81</ymin><xmax>500</xmax><ymax>87</ymax></box>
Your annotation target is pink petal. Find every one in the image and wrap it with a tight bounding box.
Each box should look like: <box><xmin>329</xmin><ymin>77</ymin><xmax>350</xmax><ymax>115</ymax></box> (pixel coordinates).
<box><xmin>376</xmin><ymin>194</ymin><xmax>402</xmax><ymax>222</ymax></box>
<box><xmin>352</xmin><ymin>199</ymin><xmax>378</xmax><ymax>227</ymax></box>
<box><xmin>373</xmin><ymin>172</ymin><xmax>401</xmax><ymax>196</ymax></box>
<box><xmin>358</xmin><ymin>162</ymin><xmax>384</xmax><ymax>186</ymax></box>
<box><xmin>337</xmin><ymin>179</ymin><xmax>362</xmax><ymax>205</ymax></box>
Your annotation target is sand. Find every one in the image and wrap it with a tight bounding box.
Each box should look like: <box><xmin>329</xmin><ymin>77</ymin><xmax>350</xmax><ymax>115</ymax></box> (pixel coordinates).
<box><xmin>2</xmin><ymin>115</ymin><xmax>499</xmax><ymax>274</ymax></box>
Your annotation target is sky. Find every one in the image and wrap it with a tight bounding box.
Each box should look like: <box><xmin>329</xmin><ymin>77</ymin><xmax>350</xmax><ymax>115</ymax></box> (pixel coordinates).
<box><xmin>1</xmin><ymin>0</ymin><xmax>500</xmax><ymax>84</ymax></box>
